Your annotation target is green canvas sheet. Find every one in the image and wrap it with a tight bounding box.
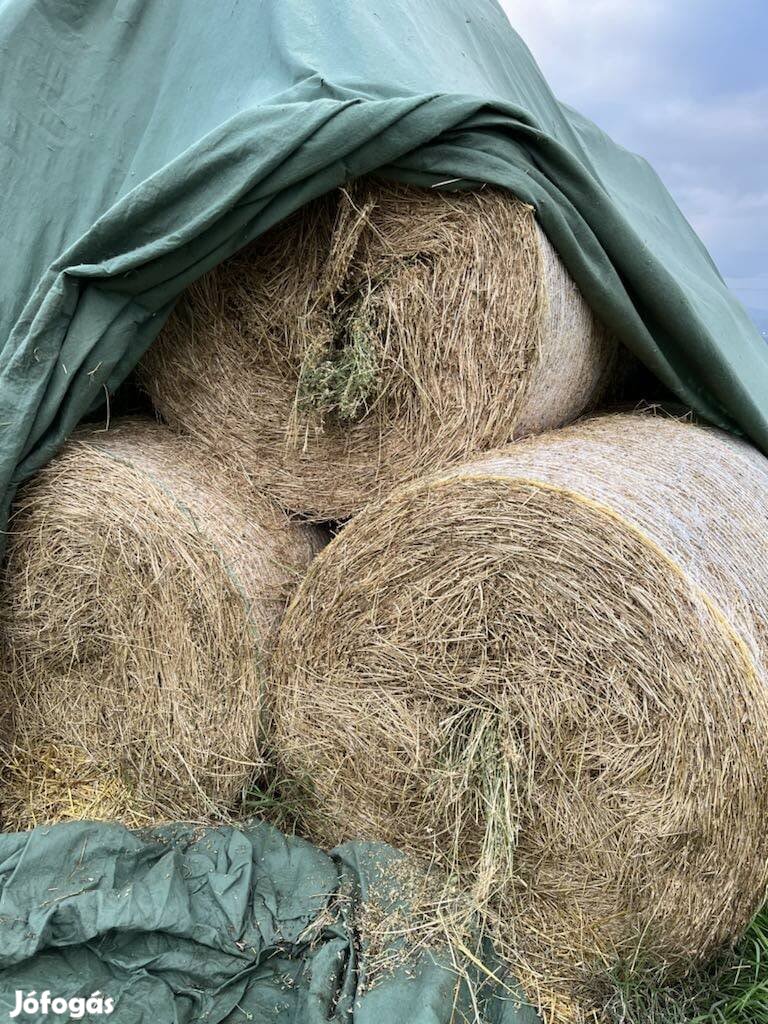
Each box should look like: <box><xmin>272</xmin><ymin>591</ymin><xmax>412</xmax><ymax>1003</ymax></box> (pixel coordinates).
<box><xmin>0</xmin><ymin>0</ymin><xmax>766</xmax><ymax>539</ymax></box>
<box><xmin>0</xmin><ymin>821</ymin><xmax>538</xmax><ymax>1023</ymax></box>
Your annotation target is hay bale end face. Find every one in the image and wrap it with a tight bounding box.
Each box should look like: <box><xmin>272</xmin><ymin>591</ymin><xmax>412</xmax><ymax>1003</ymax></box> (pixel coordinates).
<box><xmin>139</xmin><ymin>180</ymin><xmax>624</xmax><ymax>520</ymax></box>
<box><xmin>273</xmin><ymin>412</ymin><xmax>768</xmax><ymax>979</ymax></box>
<box><xmin>0</xmin><ymin>419</ymin><xmax>326</xmax><ymax>827</ymax></box>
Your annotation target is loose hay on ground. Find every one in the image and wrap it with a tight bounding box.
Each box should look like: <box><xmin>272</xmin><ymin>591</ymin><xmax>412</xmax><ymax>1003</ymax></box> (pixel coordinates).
<box><xmin>138</xmin><ymin>179</ymin><xmax>624</xmax><ymax>520</ymax></box>
<box><xmin>0</xmin><ymin>419</ymin><xmax>325</xmax><ymax>827</ymax></box>
<box><xmin>272</xmin><ymin>411</ymin><xmax>768</xmax><ymax>991</ymax></box>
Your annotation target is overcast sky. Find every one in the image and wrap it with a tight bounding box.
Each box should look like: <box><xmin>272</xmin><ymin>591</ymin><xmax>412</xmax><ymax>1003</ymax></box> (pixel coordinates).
<box><xmin>499</xmin><ymin>0</ymin><xmax>767</xmax><ymax>331</ymax></box>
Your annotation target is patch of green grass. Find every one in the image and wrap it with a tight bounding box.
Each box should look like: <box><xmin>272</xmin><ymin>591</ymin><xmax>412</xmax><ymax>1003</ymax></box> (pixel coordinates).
<box><xmin>297</xmin><ymin>307</ymin><xmax>379</xmax><ymax>422</ymax></box>
<box><xmin>599</xmin><ymin>905</ymin><xmax>768</xmax><ymax>1023</ymax></box>
<box><xmin>240</xmin><ymin>772</ymin><xmax>316</xmax><ymax>836</ymax></box>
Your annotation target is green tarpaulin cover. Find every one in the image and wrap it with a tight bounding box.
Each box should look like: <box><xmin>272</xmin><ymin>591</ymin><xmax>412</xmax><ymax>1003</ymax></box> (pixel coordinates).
<box><xmin>1</xmin><ymin>0</ymin><xmax>766</xmax><ymax>1018</ymax></box>
<box><xmin>0</xmin><ymin>821</ymin><xmax>538</xmax><ymax>1022</ymax></box>
<box><xmin>1</xmin><ymin>0</ymin><xmax>766</xmax><ymax>531</ymax></box>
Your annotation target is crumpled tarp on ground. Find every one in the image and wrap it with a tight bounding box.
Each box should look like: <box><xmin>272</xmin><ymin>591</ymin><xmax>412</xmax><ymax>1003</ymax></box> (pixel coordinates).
<box><xmin>0</xmin><ymin>820</ymin><xmax>538</xmax><ymax>1023</ymax></box>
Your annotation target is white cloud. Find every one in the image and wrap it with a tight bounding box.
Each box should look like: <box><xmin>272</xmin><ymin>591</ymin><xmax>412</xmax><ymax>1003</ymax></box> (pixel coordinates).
<box><xmin>499</xmin><ymin>0</ymin><xmax>678</xmax><ymax>101</ymax></box>
<box><xmin>612</xmin><ymin>90</ymin><xmax>768</xmax><ymax>281</ymax></box>
<box><xmin>501</xmin><ymin>0</ymin><xmax>666</xmax><ymax>40</ymax></box>
<box><xmin>729</xmin><ymin>273</ymin><xmax>768</xmax><ymax>301</ymax></box>
<box><xmin>632</xmin><ymin>90</ymin><xmax>768</xmax><ymax>154</ymax></box>
<box><xmin>496</xmin><ymin>1</ymin><xmax>767</xmax><ymax>309</ymax></box>
<box><xmin>677</xmin><ymin>185</ymin><xmax>768</xmax><ymax>261</ymax></box>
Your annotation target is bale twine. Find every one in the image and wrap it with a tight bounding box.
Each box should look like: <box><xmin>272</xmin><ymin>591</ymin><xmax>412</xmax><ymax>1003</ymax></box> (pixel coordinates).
<box><xmin>138</xmin><ymin>180</ymin><xmax>623</xmax><ymax>521</ymax></box>
<box><xmin>273</xmin><ymin>411</ymin><xmax>768</xmax><ymax>983</ymax></box>
<box><xmin>0</xmin><ymin>419</ymin><xmax>325</xmax><ymax>828</ymax></box>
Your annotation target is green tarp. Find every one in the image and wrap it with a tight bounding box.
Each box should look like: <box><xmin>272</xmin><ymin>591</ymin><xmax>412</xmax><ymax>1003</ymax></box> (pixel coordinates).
<box><xmin>1</xmin><ymin>0</ymin><xmax>766</xmax><ymax>1018</ymax></box>
<box><xmin>1</xmin><ymin>0</ymin><xmax>766</xmax><ymax>535</ymax></box>
<box><xmin>0</xmin><ymin>821</ymin><xmax>538</xmax><ymax>1023</ymax></box>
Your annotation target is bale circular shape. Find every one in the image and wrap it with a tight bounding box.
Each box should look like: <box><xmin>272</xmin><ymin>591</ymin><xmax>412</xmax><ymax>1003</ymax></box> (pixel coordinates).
<box><xmin>273</xmin><ymin>412</ymin><xmax>768</xmax><ymax>979</ymax></box>
<box><xmin>0</xmin><ymin>419</ymin><xmax>326</xmax><ymax>827</ymax></box>
<box><xmin>138</xmin><ymin>179</ymin><xmax>623</xmax><ymax>521</ymax></box>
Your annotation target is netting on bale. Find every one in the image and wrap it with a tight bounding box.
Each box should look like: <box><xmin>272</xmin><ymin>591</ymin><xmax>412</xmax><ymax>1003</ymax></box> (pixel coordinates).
<box><xmin>0</xmin><ymin>419</ymin><xmax>326</xmax><ymax>829</ymax></box>
<box><xmin>138</xmin><ymin>180</ymin><xmax>624</xmax><ymax>521</ymax></box>
<box><xmin>272</xmin><ymin>411</ymin><xmax>768</xmax><ymax>990</ymax></box>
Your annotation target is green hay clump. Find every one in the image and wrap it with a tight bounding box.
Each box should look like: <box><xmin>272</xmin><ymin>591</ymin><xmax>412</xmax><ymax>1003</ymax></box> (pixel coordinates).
<box><xmin>297</xmin><ymin>306</ymin><xmax>380</xmax><ymax>422</ymax></box>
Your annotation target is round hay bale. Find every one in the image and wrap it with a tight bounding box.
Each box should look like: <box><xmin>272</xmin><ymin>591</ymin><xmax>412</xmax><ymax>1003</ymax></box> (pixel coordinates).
<box><xmin>272</xmin><ymin>412</ymin><xmax>768</xmax><ymax>980</ymax></box>
<box><xmin>0</xmin><ymin>419</ymin><xmax>326</xmax><ymax>827</ymax></box>
<box><xmin>138</xmin><ymin>180</ymin><xmax>624</xmax><ymax>521</ymax></box>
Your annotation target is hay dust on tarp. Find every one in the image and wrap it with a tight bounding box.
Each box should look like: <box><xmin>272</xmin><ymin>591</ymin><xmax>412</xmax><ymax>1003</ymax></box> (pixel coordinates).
<box><xmin>0</xmin><ymin>819</ymin><xmax>542</xmax><ymax>1024</ymax></box>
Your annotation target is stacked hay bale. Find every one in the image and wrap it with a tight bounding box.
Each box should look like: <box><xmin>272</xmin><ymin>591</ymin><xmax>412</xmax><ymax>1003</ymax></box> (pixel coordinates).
<box><xmin>4</xmin><ymin>174</ymin><xmax>761</xmax><ymax>1020</ymax></box>
<box><xmin>138</xmin><ymin>179</ymin><xmax>625</xmax><ymax>520</ymax></box>
<box><xmin>0</xmin><ymin>420</ymin><xmax>325</xmax><ymax>828</ymax></box>
<box><xmin>271</xmin><ymin>412</ymin><xmax>768</xmax><ymax>989</ymax></box>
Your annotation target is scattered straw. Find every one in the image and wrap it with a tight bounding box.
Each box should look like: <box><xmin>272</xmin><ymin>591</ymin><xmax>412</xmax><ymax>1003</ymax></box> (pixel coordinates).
<box><xmin>272</xmin><ymin>411</ymin><xmax>768</xmax><ymax>999</ymax></box>
<box><xmin>0</xmin><ymin>419</ymin><xmax>325</xmax><ymax>827</ymax></box>
<box><xmin>138</xmin><ymin>179</ymin><xmax>623</xmax><ymax>520</ymax></box>
<box><xmin>354</xmin><ymin>854</ymin><xmax>473</xmax><ymax>991</ymax></box>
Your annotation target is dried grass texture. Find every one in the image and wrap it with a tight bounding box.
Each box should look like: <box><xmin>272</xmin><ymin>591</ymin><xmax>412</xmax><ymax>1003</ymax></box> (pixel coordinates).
<box><xmin>1</xmin><ymin>741</ymin><xmax>158</xmax><ymax>832</ymax></box>
<box><xmin>273</xmin><ymin>412</ymin><xmax>768</xmax><ymax>986</ymax></box>
<box><xmin>138</xmin><ymin>180</ymin><xmax>622</xmax><ymax>520</ymax></box>
<box><xmin>0</xmin><ymin>419</ymin><xmax>325</xmax><ymax>828</ymax></box>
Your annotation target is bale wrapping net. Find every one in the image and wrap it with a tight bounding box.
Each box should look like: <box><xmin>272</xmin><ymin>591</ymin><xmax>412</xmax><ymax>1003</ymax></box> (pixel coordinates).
<box><xmin>273</xmin><ymin>412</ymin><xmax>768</xmax><ymax>983</ymax></box>
<box><xmin>0</xmin><ymin>419</ymin><xmax>326</xmax><ymax>828</ymax></box>
<box><xmin>138</xmin><ymin>180</ymin><xmax>623</xmax><ymax>520</ymax></box>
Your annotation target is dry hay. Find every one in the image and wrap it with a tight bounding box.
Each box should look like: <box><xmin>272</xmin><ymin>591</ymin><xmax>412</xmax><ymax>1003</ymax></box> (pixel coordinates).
<box><xmin>1</xmin><ymin>741</ymin><xmax>158</xmax><ymax>833</ymax></box>
<box><xmin>272</xmin><ymin>411</ymin><xmax>768</xmax><ymax>993</ymax></box>
<box><xmin>138</xmin><ymin>179</ymin><xmax>624</xmax><ymax>521</ymax></box>
<box><xmin>0</xmin><ymin>418</ymin><xmax>325</xmax><ymax>827</ymax></box>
